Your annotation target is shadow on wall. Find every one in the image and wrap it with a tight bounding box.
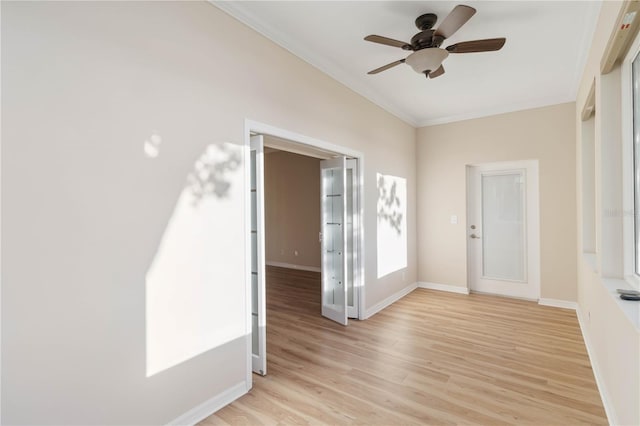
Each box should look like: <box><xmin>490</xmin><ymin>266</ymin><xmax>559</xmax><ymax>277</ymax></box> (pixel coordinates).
<box><xmin>377</xmin><ymin>173</ymin><xmax>408</xmax><ymax>279</ymax></box>
<box><xmin>188</xmin><ymin>143</ymin><xmax>242</xmax><ymax>204</ymax></box>
<box><xmin>145</xmin><ymin>142</ymin><xmax>245</xmax><ymax>378</ymax></box>
<box><xmin>377</xmin><ymin>174</ymin><xmax>403</xmax><ymax>235</ymax></box>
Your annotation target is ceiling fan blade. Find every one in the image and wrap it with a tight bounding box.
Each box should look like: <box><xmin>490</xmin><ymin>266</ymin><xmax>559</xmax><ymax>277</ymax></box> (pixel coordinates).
<box><xmin>364</xmin><ymin>35</ymin><xmax>412</xmax><ymax>50</ymax></box>
<box><xmin>367</xmin><ymin>59</ymin><xmax>405</xmax><ymax>75</ymax></box>
<box><xmin>434</xmin><ymin>5</ymin><xmax>476</xmax><ymax>39</ymax></box>
<box><xmin>428</xmin><ymin>65</ymin><xmax>445</xmax><ymax>78</ymax></box>
<box><xmin>446</xmin><ymin>38</ymin><xmax>506</xmax><ymax>53</ymax></box>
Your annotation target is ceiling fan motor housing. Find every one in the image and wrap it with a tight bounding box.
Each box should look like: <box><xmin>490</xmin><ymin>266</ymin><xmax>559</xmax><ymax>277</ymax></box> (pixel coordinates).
<box><xmin>415</xmin><ymin>13</ymin><xmax>438</xmax><ymax>30</ymax></box>
<box><xmin>410</xmin><ymin>30</ymin><xmax>436</xmax><ymax>50</ymax></box>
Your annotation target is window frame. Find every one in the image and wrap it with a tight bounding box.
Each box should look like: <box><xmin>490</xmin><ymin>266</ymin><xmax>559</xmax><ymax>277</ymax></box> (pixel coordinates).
<box><xmin>622</xmin><ymin>32</ymin><xmax>640</xmax><ymax>290</ymax></box>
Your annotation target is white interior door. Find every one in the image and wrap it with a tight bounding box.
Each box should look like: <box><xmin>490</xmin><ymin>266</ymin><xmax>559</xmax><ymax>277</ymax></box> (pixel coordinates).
<box><xmin>467</xmin><ymin>161</ymin><xmax>540</xmax><ymax>300</ymax></box>
<box><xmin>250</xmin><ymin>135</ymin><xmax>267</xmax><ymax>375</ymax></box>
<box><xmin>345</xmin><ymin>159</ymin><xmax>358</xmax><ymax>319</ymax></box>
<box><xmin>320</xmin><ymin>157</ymin><xmax>348</xmax><ymax>325</ymax></box>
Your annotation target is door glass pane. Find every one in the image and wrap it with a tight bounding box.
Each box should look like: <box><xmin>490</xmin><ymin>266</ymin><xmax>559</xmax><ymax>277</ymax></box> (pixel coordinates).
<box><xmin>251</xmin><ymin>272</ymin><xmax>260</xmax><ymax>355</ymax></box>
<box><xmin>251</xmin><ymin>313</ymin><xmax>259</xmax><ymax>356</ymax></box>
<box><xmin>482</xmin><ymin>172</ymin><xmax>525</xmax><ymax>281</ymax></box>
<box><xmin>322</xmin><ymin>169</ymin><xmax>344</xmax><ymax>308</ymax></box>
<box><xmin>250</xmin><ymin>150</ymin><xmax>259</xmax><ymax>357</ymax></box>
<box><xmin>346</xmin><ymin>168</ymin><xmax>354</xmax><ymax>307</ymax></box>
<box><xmin>251</xmin><ymin>150</ymin><xmax>260</xmax><ymax>355</ymax></box>
<box><xmin>632</xmin><ymin>52</ymin><xmax>640</xmax><ymax>275</ymax></box>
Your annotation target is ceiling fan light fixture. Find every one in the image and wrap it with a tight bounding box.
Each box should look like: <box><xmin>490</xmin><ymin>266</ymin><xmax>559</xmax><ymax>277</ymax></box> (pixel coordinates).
<box><xmin>405</xmin><ymin>48</ymin><xmax>449</xmax><ymax>74</ymax></box>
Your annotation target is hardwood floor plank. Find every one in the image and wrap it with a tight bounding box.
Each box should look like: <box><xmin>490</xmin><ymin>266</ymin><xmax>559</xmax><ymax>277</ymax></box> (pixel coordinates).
<box><xmin>201</xmin><ymin>266</ymin><xmax>607</xmax><ymax>425</ymax></box>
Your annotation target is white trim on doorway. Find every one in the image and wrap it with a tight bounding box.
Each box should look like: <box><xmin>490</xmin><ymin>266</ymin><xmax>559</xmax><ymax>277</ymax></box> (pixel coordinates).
<box><xmin>466</xmin><ymin>159</ymin><xmax>541</xmax><ymax>300</ymax></box>
<box><xmin>243</xmin><ymin>119</ymin><xmax>366</xmax><ymax>389</ymax></box>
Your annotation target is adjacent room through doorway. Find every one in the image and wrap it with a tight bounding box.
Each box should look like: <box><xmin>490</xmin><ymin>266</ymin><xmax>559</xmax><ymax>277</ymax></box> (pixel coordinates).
<box><xmin>246</xmin><ymin>124</ymin><xmax>365</xmax><ymax>381</ymax></box>
<box><xmin>263</xmin><ymin>147</ymin><xmax>322</xmax><ymax>275</ymax></box>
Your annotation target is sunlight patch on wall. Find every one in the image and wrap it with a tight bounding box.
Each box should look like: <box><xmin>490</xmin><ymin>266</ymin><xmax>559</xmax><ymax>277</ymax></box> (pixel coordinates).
<box><xmin>146</xmin><ymin>142</ymin><xmax>245</xmax><ymax>377</ymax></box>
<box><xmin>377</xmin><ymin>173</ymin><xmax>407</xmax><ymax>279</ymax></box>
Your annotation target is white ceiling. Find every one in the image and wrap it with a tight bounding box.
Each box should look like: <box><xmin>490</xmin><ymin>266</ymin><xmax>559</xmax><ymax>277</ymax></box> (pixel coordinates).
<box><xmin>214</xmin><ymin>1</ymin><xmax>601</xmax><ymax>127</ymax></box>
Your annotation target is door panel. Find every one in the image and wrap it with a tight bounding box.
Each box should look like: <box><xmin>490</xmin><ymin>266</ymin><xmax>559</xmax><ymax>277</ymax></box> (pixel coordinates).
<box><xmin>346</xmin><ymin>159</ymin><xmax>358</xmax><ymax>318</ymax></box>
<box><xmin>468</xmin><ymin>162</ymin><xmax>540</xmax><ymax>300</ymax></box>
<box><xmin>320</xmin><ymin>157</ymin><xmax>348</xmax><ymax>325</ymax></box>
<box><xmin>481</xmin><ymin>172</ymin><xmax>526</xmax><ymax>281</ymax></box>
<box><xmin>250</xmin><ymin>135</ymin><xmax>266</xmax><ymax>375</ymax></box>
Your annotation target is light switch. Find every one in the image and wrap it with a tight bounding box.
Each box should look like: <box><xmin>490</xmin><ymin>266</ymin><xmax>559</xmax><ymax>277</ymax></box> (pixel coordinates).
<box><xmin>450</xmin><ymin>215</ymin><xmax>458</xmax><ymax>225</ymax></box>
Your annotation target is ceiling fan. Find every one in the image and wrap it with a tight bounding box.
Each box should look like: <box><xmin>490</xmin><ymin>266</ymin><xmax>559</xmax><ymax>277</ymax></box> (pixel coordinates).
<box><xmin>365</xmin><ymin>5</ymin><xmax>506</xmax><ymax>79</ymax></box>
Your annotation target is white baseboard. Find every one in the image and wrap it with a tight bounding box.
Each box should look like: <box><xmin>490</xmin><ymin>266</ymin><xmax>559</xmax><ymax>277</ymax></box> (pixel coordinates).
<box><xmin>265</xmin><ymin>261</ymin><xmax>321</xmax><ymax>273</ymax></box>
<box><xmin>538</xmin><ymin>298</ymin><xmax>578</xmax><ymax>310</ymax></box>
<box><xmin>365</xmin><ymin>282</ymin><xmax>418</xmax><ymax>319</ymax></box>
<box><xmin>167</xmin><ymin>381</ymin><xmax>247</xmax><ymax>426</ymax></box>
<box><xmin>417</xmin><ymin>282</ymin><xmax>470</xmax><ymax>294</ymax></box>
<box><xmin>576</xmin><ymin>307</ymin><xmax>617</xmax><ymax>426</ymax></box>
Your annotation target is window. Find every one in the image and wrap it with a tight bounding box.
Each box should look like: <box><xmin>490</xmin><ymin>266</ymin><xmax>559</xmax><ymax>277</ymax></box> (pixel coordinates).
<box><xmin>633</xmin><ymin>53</ymin><xmax>640</xmax><ymax>276</ymax></box>
<box><xmin>625</xmin><ymin>40</ymin><xmax>640</xmax><ymax>288</ymax></box>
<box><xmin>581</xmin><ymin>105</ymin><xmax>596</xmax><ymax>254</ymax></box>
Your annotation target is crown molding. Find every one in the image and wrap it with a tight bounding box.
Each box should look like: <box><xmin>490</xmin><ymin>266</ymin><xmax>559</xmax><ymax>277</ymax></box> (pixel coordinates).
<box><xmin>210</xmin><ymin>0</ymin><xmax>420</xmax><ymax>127</ymax></box>
<box><xmin>210</xmin><ymin>1</ymin><xmax>599</xmax><ymax>130</ymax></box>
<box><xmin>416</xmin><ymin>94</ymin><xmax>575</xmax><ymax>127</ymax></box>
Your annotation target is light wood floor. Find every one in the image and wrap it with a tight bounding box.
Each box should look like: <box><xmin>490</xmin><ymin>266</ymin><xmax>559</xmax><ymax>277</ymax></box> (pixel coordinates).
<box><xmin>202</xmin><ymin>266</ymin><xmax>607</xmax><ymax>425</ymax></box>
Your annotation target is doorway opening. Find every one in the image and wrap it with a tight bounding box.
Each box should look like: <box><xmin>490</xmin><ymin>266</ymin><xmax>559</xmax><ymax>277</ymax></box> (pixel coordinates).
<box><xmin>245</xmin><ymin>120</ymin><xmax>365</xmax><ymax>384</ymax></box>
<box><xmin>466</xmin><ymin>160</ymin><xmax>540</xmax><ymax>300</ymax></box>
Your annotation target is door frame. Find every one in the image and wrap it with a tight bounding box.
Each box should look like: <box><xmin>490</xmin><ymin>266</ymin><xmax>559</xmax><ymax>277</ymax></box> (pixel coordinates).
<box><xmin>243</xmin><ymin>119</ymin><xmax>366</xmax><ymax>389</ymax></box>
<box><xmin>465</xmin><ymin>160</ymin><xmax>541</xmax><ymax>300</ymax></box>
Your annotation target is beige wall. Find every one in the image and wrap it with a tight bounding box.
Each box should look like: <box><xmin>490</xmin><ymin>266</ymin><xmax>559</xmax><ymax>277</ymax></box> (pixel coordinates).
<box><xmin>417</xmin><ymin>103</ymin><xmax>577</xmax><ymax>301</ymax></box>
<box><xmin>9</xmin><ymin>1</ymin><xmax>632</xmax><ymax>424</ymax></box>
<box><xmin>575</xmin><ymin>2</ymin><xmax>640</xmax><ymax>425</ymax></box>
<box><xmin>264</xmin><ymin>150</ymin><xmax>321</xmax><ymax>270</ymax></box>
<box><xmin>1</xmin><ymin>2</ymin><xmax>417</xmax><ymax>424</ymax></box>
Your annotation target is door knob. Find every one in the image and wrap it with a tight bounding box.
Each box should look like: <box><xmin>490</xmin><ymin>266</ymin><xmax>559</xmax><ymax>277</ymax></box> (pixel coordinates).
<box><xmin>470</xmin><ymin>234</ymin><xmax>481</xmax><ymax>239</ymax></box>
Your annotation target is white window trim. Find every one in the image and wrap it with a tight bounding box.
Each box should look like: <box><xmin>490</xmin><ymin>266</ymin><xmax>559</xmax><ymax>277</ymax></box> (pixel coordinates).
<box><xmin>621</xmin><ymin>33</ymin><xmax>640</xmax><ymax>290</ymax></box>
